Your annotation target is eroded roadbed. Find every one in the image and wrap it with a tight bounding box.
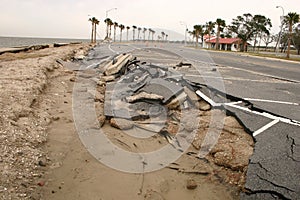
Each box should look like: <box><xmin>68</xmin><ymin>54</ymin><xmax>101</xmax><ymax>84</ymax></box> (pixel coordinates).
<box><xmin>51</xmin><ymin>44</ymin><xmax>300</xmax><ymax>199</ymax></box>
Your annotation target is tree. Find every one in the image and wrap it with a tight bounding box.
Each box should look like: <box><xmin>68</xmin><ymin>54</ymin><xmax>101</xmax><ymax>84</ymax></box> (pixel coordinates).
<box><xmin>126</xmin><ymin>26</ymin><xmax>130</xmax><ymax>41</ymax></box>
<box><xmin>165</xmin><ymin>34</ymin><xmax>168</xmax><ymax>41</ymax></box>
<box><xmin>143</xmin><ymin>28</ymin><xmax>147</xmax><ymax>41</ymax></box>
<box><xmin>161</xmin><ymin>32</ymin><xmax>165</xmax><ymax>41</ymax></box>
<box><xmin>137</xmin><ymin>27</ymin><xmax>142</xmax><ymax>40</ymax></box>
<box><xmin>293</xmin><ymin>25</ymin><xmax>300</xmax><ymax>55</ymax></box>
<box><xmin>261</xmin><ymin>33</ymin><xmax>275</xmax><ymax>50</ymax></box>
<box><xmin>89</xmin><ymin>17</ymin><xmax>95</xmax><ymax>43</ymax></box>
<box><xmin>215</xmin><ymin>18</ymin><xmax>226</xmax><ymax>50</ymax></box>
<box><xmin>228</xmin><ymin>13</ymin><xmax>256</xmax><ymax>52</ymax></box>
<box><xmin>119</xmin><ymin>24</ymin><xmax>125</xmax><ymax>42</ymax></box>
<box><xmin>108</xmin><ymin>20</ymin><xmax>114</xmax><ymax>38</ymax></box>
<box><xmin>132</xmin><ymin>26</ymin><xmax>137</xmax><ymax>41</ymax></box>
<box><xmin>152</xmin><ymin>30</ymin><xmax>155</xmax><ymax>42</ymax></box>
<box><xmin>188</xmin><ymin>30</ymin><xmax>196</xmax><ymax>45</ymax></box>
<box><xmin>113</xmin><ymin>22</ymin><xmax>118</xmax><ymax>42</ymax></box>
<box><xmin>148</xmin><ymin>28</ymin><xmax>152</xmax><ymax>41</ymax></box>
<box><xmin>193</xmin><ymin>25</ymin><xmax>203</xmax><ymax>48</ymax></box>
<box><xmin>89</xmin><ymin>17</ymin><xmax>99</xmax><ymax>43</ymax></box>
<box><xmin>284</xmin><ymin>12</ymin><xmax>300</xmax><ymax>58</ymax></box>
<box><xmin>206</xmin><ymin>21</ymin><xmax>215</xmax><ymax>49</ymax></box>
<box><xmin>104</xmin><ymin>18</ymin><xmax>112</xmax><ymax>39</ymax></box>
<box><xmin>252</xmin><ymin>15</ymin><xmax>272</xmax><ymax>51</ymax></box>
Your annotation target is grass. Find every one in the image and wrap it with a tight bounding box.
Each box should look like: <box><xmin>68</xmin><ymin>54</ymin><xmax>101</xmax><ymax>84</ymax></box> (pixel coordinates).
<box><xmin>186</xmin><ymin>46</ymin><xmax>300</xmax><ymax>62</ymax></box>
<box><xmin>246</xmin><ymin>52</ymin><xmax>300</xmax><ymax>62</ymax></box>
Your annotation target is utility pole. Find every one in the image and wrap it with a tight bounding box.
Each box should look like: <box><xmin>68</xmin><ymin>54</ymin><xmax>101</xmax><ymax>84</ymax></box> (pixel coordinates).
<box><xmin>275</xmin><ymin>6</ymin><xmax>285</xmax><ymax>53</ymax></box>
<box><xmin>180</xmin><ymin>21</ymin><xmax>187</xmax><ymax>46</ymax></box>
<box><xmin>106</xmin><ymin>8</ymin><xmax>117</xmax><ymax>18</ymax></box>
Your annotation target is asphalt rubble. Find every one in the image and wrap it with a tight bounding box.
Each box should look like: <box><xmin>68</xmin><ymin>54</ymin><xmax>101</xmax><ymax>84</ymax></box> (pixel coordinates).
<box><xmin>71</xmin><ymin>50</ymin><xmax>255</xmax><ymax>195</ymax></box>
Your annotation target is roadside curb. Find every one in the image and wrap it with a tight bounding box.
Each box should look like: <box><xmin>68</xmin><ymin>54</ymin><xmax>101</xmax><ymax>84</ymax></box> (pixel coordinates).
<box><xmin>239</xmin><ymin>54</ymin><xmax>300</xmax><ymax>64</ymax></box>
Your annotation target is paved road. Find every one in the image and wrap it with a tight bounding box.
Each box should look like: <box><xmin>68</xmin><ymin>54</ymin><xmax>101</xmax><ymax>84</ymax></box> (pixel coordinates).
<box><xmin>90</xmin><ymin>43</ymin><xmax>300</xmax><ymax>199</ymax></box>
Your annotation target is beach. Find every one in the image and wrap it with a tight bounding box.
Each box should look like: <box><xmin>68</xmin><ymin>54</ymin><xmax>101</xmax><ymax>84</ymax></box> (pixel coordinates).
<box><xmin>0</xmin><ymin>43</ymin><xmax>91</xmax><ymax>199</ymax></box>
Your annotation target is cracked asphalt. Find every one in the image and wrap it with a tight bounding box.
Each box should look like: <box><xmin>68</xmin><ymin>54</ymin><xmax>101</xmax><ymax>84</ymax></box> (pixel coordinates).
<box><xmin>88</xmin><ymin>42</ymin><xmax>300</xmax><ymax>199</ymax></box>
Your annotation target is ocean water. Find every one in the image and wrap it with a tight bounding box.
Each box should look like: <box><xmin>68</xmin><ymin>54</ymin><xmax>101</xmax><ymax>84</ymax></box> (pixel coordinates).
<box><xmin>0</xmin><ymin>36</ymin><xmax>90</xmax><ymax>48</ymax></box>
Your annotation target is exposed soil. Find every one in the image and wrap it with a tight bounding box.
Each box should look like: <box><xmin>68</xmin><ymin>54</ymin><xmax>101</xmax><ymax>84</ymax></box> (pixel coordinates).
<box><xmin>0</xmin><ymin>44</ymin><xmax>254</xmax><ymax>200</ymax></box>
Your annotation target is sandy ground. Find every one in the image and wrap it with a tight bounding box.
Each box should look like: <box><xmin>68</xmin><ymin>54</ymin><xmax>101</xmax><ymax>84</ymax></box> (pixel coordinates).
<box><xmin>0</xmin><ymin>44</ymin><xmax>254</xmax><ymax>200</ymax></box>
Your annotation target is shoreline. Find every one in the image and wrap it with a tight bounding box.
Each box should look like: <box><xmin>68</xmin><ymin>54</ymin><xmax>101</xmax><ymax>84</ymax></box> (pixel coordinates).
<box><xmin>0</xmin><ymin>36</ymin><xmax>90</xmax><ymax>49</ymax></box>
<box><xmin>0</xmin><ymin>43</ymin><xmax>91</xmax><ymax>199</ymax></box>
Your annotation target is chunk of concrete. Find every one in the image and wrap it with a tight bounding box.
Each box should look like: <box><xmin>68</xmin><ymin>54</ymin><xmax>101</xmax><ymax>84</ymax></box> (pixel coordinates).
<box><xmin>104</xmin><ymin>54</ymin><xmax>133</xmax><ymax>76</ymax></box>
<box><xmin>142</xmin><ymin>78</ymin><xmax>183</xmax><ymax>104</ymax></box>
<box><xmin>126</xmin><ymin>91</ymin><xmax>164</xmax><ymax>103</ymax></box>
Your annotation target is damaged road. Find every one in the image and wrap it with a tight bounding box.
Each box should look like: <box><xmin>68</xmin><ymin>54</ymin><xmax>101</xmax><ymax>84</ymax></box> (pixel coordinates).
<box><xmin>54</xmin><ymin>43</ymin><xmax>300</xmax><ymax>199</ymax></box>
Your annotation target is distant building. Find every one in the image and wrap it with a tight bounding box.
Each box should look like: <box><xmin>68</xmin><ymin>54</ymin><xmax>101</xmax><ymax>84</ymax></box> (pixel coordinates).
<box><xmin>203</xmin><ymin>35</ymin><xmax>247</xmax><ymax>51</ymax></box>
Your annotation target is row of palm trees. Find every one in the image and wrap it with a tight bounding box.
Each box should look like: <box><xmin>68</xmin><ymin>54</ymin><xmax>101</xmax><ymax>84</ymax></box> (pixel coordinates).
<box><xmin>190</xmin><ymin>19</ymin><xmax>227</xmax><ymax>49</ymax></box>
<box><xmin>89</xmin><ymin>17</ymin><xmax>169</xmax><ymax>43</ymax></box>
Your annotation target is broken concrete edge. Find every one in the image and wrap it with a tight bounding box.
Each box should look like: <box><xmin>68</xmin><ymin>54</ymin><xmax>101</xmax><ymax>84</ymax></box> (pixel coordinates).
<box><xmin>0</xmin><ymin>42</ymin><xmax>87</xmax><ymax>55</ymax></box>
<box><xmin>103</xmin><ymin>53</ymin><xmax>131</xmax><ymax>75</ymax></box>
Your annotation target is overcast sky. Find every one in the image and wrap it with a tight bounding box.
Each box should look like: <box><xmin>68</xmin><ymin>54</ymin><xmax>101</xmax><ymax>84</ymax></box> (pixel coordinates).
<box><xmin>0</xmin><ymin>0</ymin><xmax>299</xmax><ymax>39</ymax></box>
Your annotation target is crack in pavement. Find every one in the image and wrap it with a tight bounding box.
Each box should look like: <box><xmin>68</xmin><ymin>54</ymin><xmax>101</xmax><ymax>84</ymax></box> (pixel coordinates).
<box><xmin>251</xmin><ymin>162</ymin><xmax>275</xmax><ymax>176</ymax></box>
<box><xmin>243</xmin><ymin>189</ymin><xmax>291</xmax><ymax>200</ymax></box>
<box><xmin>256</xmin><ymin>174</ymin><xmax>295</xmax><ymax>196</ymax></box>
<box><xmin>286</xmin><ymin>135</ymin><xmax>300</xmax><ymax>162</ymax></box>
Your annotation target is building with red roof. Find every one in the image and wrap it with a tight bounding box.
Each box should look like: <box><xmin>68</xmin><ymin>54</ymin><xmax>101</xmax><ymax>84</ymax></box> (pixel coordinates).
<box><xmin>203</xmin><ymin>36</ymin><xmax>247</xmax><ymax>51</ymax></box>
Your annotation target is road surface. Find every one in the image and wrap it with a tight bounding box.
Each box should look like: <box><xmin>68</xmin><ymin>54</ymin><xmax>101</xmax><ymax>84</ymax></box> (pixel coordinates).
<box><xmin>88</xmin><ymin>42</ymin><xmax>300</xmax><ymax>199</ymax></box>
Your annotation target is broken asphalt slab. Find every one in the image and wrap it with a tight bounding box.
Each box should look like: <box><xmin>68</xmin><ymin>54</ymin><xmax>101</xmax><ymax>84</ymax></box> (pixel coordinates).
<box><xmin>142</xmin><ymin>78</ymin><xmax>184</xmax><ymax>104</ymax></box>
<box><xmin>242</xmin><ymin>122</ymin><xmax>300</xmax><ymax>200</ymax></box>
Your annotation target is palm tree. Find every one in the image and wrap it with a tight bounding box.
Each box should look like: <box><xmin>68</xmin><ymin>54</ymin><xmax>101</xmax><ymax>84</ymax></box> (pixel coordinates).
<box><xmin>189</xmin><ymin>30</ymin><xmax>196</xmax><ymax>45</ymax></box>
<box><xmin>89</xmin><ymin>17</ymin><xmax>95</xmax><ymax>43</ymax></box>
<box><xmin>152</xmin><ymin>30</ymin><xmax>155</xmax><ymax>42</ymax></box>
<box><xmin>126</xmin><ymin>26</ymin><xmax>130</xmax><ymax>41</ymax></box>
<box><xmin>206</xmin><ymin>21</ymin><xmax>215</xmax><ymax>49</ymax></box>
<box><xmin>148</xmin><ymin>28</ymin><xmax>152</xmax><ymax>41</ymax></box>
<box><xmin>193</xmin><ymin>25</ymin><xmax>203</xmax><ymax>48</ymax></box>
<box><xmin>89</xmin><ymin>17</ymin><xmax>99</xmax><ymax>43</ymax></box>
<box><xmin>137</xmin><ymin>27</ymin><xmax>142</xmax><ymax>40</ymax></box>
<box><xmin>161</xmin><ymin>32</ymin><xmax>165</xmax><ymax>41</ymax></box>
<box><xmin>108</xmin><ymin>20</ymin><xmax>114</xmax><ymax>39</ymax></box>
<box><xmin>104</xmin><ymin>18</ymin><xmax>112</xmax><ymax>39</ymax></box>
<box><xmin>143</xmin><ymin>28</ymin><xmax>147</xmax><ymax>41</ymax></box>
<box><xmin>93</xmin><ymin>18</ymin><xmax>99</xmax><ymax>43</ymax></box>
<box><xmin>284</xmin><ymin>12</ymin><xmax>299</xmax><ymax>58</ymax></box>
<box><xmin>119</xmin><ymin>24</ymin><xmax>125</xmax><ymax>42</ymax></box>
<box><xmin>215</xmin><ymin>18</ymin><xmax>226</xmax><ymax>50</ymax></box>
<box><xmin>113</xmin><ymin>22</ymin><xmax>118</xmax><ymax>42</ymax></box>
<box><xmin>132</xmin><ymin>25</ymin><xmax>137</xmax><ymax>41</ymax></box>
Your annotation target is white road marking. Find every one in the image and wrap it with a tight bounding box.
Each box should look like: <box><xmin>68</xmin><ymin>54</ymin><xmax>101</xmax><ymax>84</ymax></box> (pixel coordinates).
<box><xmin>196</xmin><ymin>90</ymin><xmax>220</xmax><ymax>107</ymax></box>
<box><xmin>126</xmin><ymin>44</ymin><xmax>141</xmax><ymax>50</ymax></box>
<box><xmin>243</xmin><ymin>98</ymin><xmax>299</xmax><ymax>106</ymax></box>
<box><xmin>226</xmin><ymin>104</ymin><xmax>300</xmax><ymax>127</ymax></box>
<box><xmin>195</xmin><ymin>91</ymin><xmax>300</xmax><ymax>136</ymax></box>
<box><xmin>224</xmin><ymin>101</ymin><xmax>243</xmax><ymax>106</ymax></box>
<box><xmin>108</xmin><ymin>44</ymin><xmax>119</xmax><ymax>54</ymax></box>
<box><xmin>253</xmin><ymin>119</ymin><xmax>280</xmax><ymax>137</ymax></box>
